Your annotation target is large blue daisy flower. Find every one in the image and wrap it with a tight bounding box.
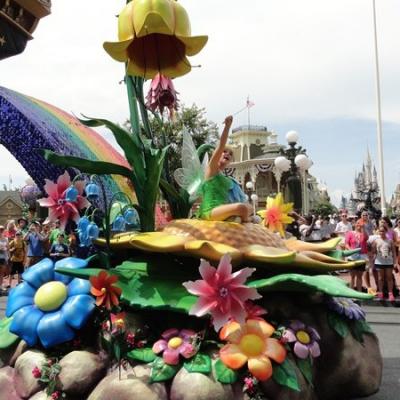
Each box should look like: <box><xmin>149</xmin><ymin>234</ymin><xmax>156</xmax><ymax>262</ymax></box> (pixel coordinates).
<box><xmin>6</xmin><ymin>258</ymin><xmax>95</xmax><ymax>348</ymax></box>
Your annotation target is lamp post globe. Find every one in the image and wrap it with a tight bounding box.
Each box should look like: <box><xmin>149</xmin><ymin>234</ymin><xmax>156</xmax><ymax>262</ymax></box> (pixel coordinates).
<box><xmin>294</xmin><ymin>154</ymin><xmax>309</xmax><ymax>170</ymax></box>
<box><xmin>286</xmin><ymin>130</ymin><xmax>299</xmax><ymax>144</ymax></box>
<box><xmin>246</xmin><ymin>181</ymin><xmax>254</xmax><ymax>190</ymax></box>
<box><xmin>274</xmin><ymin>156</ymin><xmax>290</xmax><ymax>172</ymax></box>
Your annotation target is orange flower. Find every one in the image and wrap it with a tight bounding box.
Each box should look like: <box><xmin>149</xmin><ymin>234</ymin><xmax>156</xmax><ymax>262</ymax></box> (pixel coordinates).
<box><xmin>219</xmin><ymin>319</ymin><xmax>286</xmax><ymax>381</ymax></box>
<box><xmin>90</xmin><ymin>271</ymin><xmax>122</xmax><ymax>310</ymax></box>
<box><xmin>258</xmin><ymin>193</ymin><xmax>293</xmax><ymax>237</ymax></box>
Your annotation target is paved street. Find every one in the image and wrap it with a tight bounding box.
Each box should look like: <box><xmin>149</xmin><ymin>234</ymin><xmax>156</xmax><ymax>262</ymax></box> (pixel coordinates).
<box><xmin>0</xmin><ymin>294</ymin><xmax>399</xmax><ymax>399</ymax></box>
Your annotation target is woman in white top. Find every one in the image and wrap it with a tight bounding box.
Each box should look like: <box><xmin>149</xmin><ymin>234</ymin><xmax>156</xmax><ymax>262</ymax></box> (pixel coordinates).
<box><xmin>372</xmin><ymin>225</ymin><xmax>398</xmax><ymax>301</ymax></box>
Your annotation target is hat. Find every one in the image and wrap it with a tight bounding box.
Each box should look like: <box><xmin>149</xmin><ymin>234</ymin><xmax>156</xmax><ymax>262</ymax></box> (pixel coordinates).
<box><xmin>17</xmin><ymin>217</ymin><xmax>28</xmax><ymax>224</ymax></box>
<box><xmin>0</xmin><ymin>226</ymin><xmax>4</xmax><ymax>230</ymax></box>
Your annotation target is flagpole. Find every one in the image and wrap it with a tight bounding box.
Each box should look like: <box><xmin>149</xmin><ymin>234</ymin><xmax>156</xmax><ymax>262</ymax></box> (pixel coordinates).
<box><xmin>372</xmin><ymin>0</ymin><xmax>386</xmax><ymax>216</ymax></box>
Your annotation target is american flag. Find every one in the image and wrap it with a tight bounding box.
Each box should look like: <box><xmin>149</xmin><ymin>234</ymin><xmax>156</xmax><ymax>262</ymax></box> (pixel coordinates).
<box><xmin>246</xmin><ymin>97</ymin><xmax>255</xmax><ymax>108</ymax></box>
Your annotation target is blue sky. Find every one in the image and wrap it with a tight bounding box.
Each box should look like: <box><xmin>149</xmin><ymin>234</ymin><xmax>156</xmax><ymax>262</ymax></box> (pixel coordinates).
<box><xmin>1</xmin><ymin>0</ymin><xmax>399</xmax><ymax>206</ymax></box>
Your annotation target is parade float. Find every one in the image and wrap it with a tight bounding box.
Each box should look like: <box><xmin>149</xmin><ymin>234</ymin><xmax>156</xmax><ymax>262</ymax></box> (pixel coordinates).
<box><xmin>0</xmin><ymin>1</ymin><xmax>382</xmax><ymax>399</ymax></box>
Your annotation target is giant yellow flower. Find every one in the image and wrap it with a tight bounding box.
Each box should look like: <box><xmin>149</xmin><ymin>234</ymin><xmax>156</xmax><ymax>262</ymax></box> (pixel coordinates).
<box><xmin>104</xmin><ymin>0</ymin><xmax>208</xmax><ymax>79</ymax></box>
<box><xmin>258</xmin><ymin>193</ymin><xmax>294</xmax><ymax>238</ymax></box>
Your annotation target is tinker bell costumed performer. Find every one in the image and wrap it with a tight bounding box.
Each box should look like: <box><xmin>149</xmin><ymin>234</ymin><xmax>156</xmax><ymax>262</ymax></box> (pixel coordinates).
<box><xmin>198</xmin><ymin>116</ymin><xmax>253</xmax><ymax>222</ymax></box>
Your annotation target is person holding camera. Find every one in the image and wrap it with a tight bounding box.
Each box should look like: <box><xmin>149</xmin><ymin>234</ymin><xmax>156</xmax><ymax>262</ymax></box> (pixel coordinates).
<box><xmin>49</xmin><ymin>233</ymin><xmax>70</xmax><ymax>262</ymax></box>
<box><xmin>24</xmin><ymin>222</ymin><xmax>47</xmax><ymax>268</ymax></box>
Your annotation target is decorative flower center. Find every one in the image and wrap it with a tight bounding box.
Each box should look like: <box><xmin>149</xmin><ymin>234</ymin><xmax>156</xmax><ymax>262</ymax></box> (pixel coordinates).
<box><xmin>115</xmin><ymin>319</ymin><xmax>124</xmax><ymax>329</ymax></box>
<box><xmin>168</xmin><ymin>337</ymin><xmax>183</xmax><ymax>349</ymax></box>
<box><xmin>239</xmin><ymin>334</ymin><xmax>264</xmax><ymax>357</ymax></box>
<box><xmin>101</xmin><ymin>288</ymin><xmax>106</xmax><ymax>294</ymax></box>
<box><xmin>34</xmin><ymin>281</ymin><xmax>68</xmax><ymax>312</ymax></box>
<box><xmin>296</xmin><ymin>330</ymin><xmax>311</xmax><ymax>344</ymax></box>
<box><xmin>219</xmin><ymin>287</ymin><xmax>229</xmax><ymax>298</ymax></box>
<box><xmin>57</xmin><ymin>199</ymin><xmax>65</xmax><ymax>205</ymax></box>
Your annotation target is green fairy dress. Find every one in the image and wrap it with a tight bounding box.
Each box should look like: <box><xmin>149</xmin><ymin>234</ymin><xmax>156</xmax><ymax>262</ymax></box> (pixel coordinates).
<box><xmin>197</xmin><ymin>174</ymin><xmax>247</xmax><ymax>219</ymax></box>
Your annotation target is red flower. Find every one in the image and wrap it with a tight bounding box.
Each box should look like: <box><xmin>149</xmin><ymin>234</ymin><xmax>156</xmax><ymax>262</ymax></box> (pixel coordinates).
<box><xmin>145</xmin><ymin>73</ymin><xmax>179</xmax><ymax>117</ymax></box>
<box><xmin>51</xmin><ymin>391</ymin><xmax>60</xmax><ymax>400</ymax></box>
<box><xmin>32</xmin><ymin>366</ymin><xmax>41</xmax><ymax>378</ymax></box>
<box><xmin>90</xmin><ymin>271</ymin><xmax>122</xmax><ymax>310</ymax></box>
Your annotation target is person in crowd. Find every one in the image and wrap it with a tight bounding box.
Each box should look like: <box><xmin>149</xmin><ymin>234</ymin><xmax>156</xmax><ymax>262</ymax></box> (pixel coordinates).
<box><xmin>50</xmin><ymin>233</ymin><xmax>70</xmax><ymax>262</ymax></box>
<box><xmin>68</xmin><ymin>231</ymin><xmax>77</xmax><ymax>257</ymax></box>
<box><xmin>320</xmin><ymin>216</ymin><xmax>333</xmax><ymax>240</ymax></box>
<box><xmin>8</xmin><ymin>231</ymin><xmax>26</xmax><ymax>287</ymax></box>
<box><xmin>334</xmin><ymin>212</ymin><xmax>353</xmax><ymax>244</ymax></box>
<box><xmin>394</xmin><ymin>218</ymin><xmax>400</xmax><ymax>265</ymax></box>
<box><xmin>24</xmin><ymin>222</ymin><xmax>47</xmax><ymax>267</ymax></box>
<box><xmin>17</xmin><ymin>217</ymin><xmax>28</xmax><ymax>235</ymax></box>
<box><xmin>357</xmin><ymin>211</ymin><xmax>375</xmax><ymax>236</ymax></box>
<box><xmin>380</xmin><ymin>217</ymin><xmax>398</xmax><ymax>244</ymax></box>
<box><xmin>299</xmin><ymin>215</ymin><xmax>322</xmax><ymax>242</ymax></box>
<box><xmin>345</xmin><ymin>221</ymin><xmax>369</xmax><ymax>292</ymax></box>
<box><xmin>41</xmin><ymin>222</ymin><xmax>52</xmax><ymax>258</ymax></box>
<box><xmin>49</xmin><ymin>220</ymin><xmax>63</xmax><ymax>245</ymax></box>
<box><xmin>4</xmin><ymin>220</ymin><xmax>17</xmax><ymax>240</ymax></box>
<box><xmin>372</xmin><ymin>225</ymin><xmax>398</xmax><ymax>301</ymax></box>
<box><xmin>0</xmin><ymin>226</ymin><xmax>9</xmax><ymax>294</ymax></box>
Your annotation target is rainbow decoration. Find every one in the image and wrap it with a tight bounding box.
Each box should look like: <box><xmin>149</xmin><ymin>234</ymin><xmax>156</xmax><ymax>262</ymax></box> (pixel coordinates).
<box><xmin>0</xmin><ymin>86</ymin><xmax>134</xmax><ymax>201</ymax></box>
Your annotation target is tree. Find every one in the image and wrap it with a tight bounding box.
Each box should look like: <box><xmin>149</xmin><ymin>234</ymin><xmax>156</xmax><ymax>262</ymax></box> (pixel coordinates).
<box><xmin>312</xmin><ymin>201</ymin><xmax>338</xmax><ymax>217</ymax></box>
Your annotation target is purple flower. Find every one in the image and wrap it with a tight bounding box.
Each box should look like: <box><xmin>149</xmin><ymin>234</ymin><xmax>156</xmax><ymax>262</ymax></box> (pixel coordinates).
<box><xmin>152</xmin><ymin>328</ymin><xmax>197</xmax><ymax>365</ymax></box>
<box><xmin>283</xmin><ymin>321</ymin><xmax>321</xmax><ymax>359</ymax></box>
<box><xmin>327</xmin><ymin>297</ymin><xmax>366</xmax><ymax>321</ymax></box>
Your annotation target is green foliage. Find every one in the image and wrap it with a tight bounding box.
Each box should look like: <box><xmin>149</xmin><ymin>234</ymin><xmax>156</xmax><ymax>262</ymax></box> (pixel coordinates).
<box><xmin>214</xmin><ymin>358</ymin><xmax>239</xmax><ymax>384</ymax></box>
<box><xmin>127</xmin><ymin>347</ymin><xmax>157</xmax><ymax>363</ymax></box>
<box><xmin>312</xmin><ymin>201</ymin><xmax>338</xmax><ymax>218</ymax></box>
<box><xmin>0</xmin><ymin>317</ymin><xmax>19</xmax><ymax>349</ymax></box>
<box><xmin>296</xmin><ymin>357</ymin><xmax>313</xmax><ymax>385</ymax></box>
<box><xmin>150</xmin><ymin>357</ymin><xmax>180</xmax><ymax>382</ymax></box>
<box><xmin>327</xmin><ymin>311</ymin><xmax>349</xmax><ymax>338</ymax></box>
<box><xmin>272</xmin><ymin>358</ymin><xmax>300</xmax><ymax>392</ymax></box>
<box><xmin>184</xmin><ymin>353</ymin><xmax>212</xmax><ymax>374</ymax></box>
<box><xmin>248</xmin><ymin>274</ymin><xmax>373</xmax><ymax>300</ymax></box>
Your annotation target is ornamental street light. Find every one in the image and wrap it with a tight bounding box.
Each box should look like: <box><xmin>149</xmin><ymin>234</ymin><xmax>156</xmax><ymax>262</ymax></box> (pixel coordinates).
<box><xmin>277</xmin><ymin>131</ymin><xmax>312</xmax><ymax>214</ymax></box>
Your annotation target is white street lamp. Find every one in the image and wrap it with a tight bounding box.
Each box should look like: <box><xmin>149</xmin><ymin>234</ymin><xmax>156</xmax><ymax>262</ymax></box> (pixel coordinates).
<box><xmin>273</xmin><ymin>156</ymin><xmax>291</xmax><ymax>192</ymax></box>
<box><xmin>286</xmin><ymin>130</ymin><xmax>299</xmax><ymax>144</ymax></box>
<box><xmin>250</xmin><ymin>193</ymin><xmax>259</xmax><ymax>215</ymax></box>
<box><xmin>245</xmin><ymin>181</ymin><xmax>254</xmax><ymax>190</ymax></box>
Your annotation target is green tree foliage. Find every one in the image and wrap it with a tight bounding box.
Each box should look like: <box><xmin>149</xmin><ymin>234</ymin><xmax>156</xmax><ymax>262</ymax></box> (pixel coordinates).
<box><xmin>312</xmin><ymin>201</ymin><xmax>338</xmax><ymax>217</ymax></box>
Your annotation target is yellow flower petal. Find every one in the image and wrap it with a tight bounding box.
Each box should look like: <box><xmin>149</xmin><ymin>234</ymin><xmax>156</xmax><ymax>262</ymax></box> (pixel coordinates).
<box><xmin>265</xmin><ymin>338</ymin><xmax>286</xmax><ymax>363</ymax></box>
<box><xmin>183</xmin><ymin>240</ymin><xmax>242</xmax><ymax>263</ymax></box>
<box><xmin>130</xmin><ymin>232</ymin><xmax>187</xmax><ymax>252</ymax></box>
<box><xmin>220</xmin><ymin>321</ymin><xmax>243</xmax><ymax>343</ymax></box>
<box><xmin>245</xmin><ymin>319</ymin><xmax>275</xmax><ymax>338</ymax></box>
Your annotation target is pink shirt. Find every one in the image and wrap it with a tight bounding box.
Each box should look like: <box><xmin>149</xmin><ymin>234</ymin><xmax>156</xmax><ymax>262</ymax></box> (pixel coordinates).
<box><xmin>345</xmin><ymin>231</ymin><xmax>368</xmax><ymax>254</ymax></box>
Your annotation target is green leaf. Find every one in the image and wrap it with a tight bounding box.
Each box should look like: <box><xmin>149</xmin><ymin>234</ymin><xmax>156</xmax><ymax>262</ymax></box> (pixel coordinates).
<box><xmin>248</xmin><ymin>274</ymin><xmax>373</xmax><ymax>300</ymax></box>
<box><xmin>350</xmin><ymin>320</ymin><xmax>373</xmax><ymax>343</ymax></box>
<box><xmin>79</xmin><ymin>116</ymin><xmax>145</xmax><ymax>186</ymax></box>
<box><xmin>272</xmin><ymin>359</ymin><xmax>300</xmax><ymax>392</ymax></box>
<box><xmin>184</xmin><ymin>353</ymin><xmax>211</xmax><ymax>374</ymax></box>
<box><xmin>0</xmin><ymin>317</ymin><xmax>19</xmax><ymax>349</ymax></box>
<box><xmin>54</xmin><ymin>267</ymin><xmax>106</xmax><ymax>280</ymax></box>
<box><xmin>214</xmin><ymin>359</ymin><xmax>238</xmax><ymax>384</ymax></box>
<box><xmin>127</xmin><ymin>348</ymin><xmax>157</xmax><ymax>363</ymax></box>
<box><xmin>114</xmin><ymin>261</ymin><xmax>148</xmax><ymax>280</ymax></box>
<box><xmin>296</xmin><ymin>357</ymin><xmax>313</xmax><ymax>385</ymax></box>
<box><xmin>113</xmin><ymin>342</ymin><xmax>121</xmax><ymax>362</ymax></box>
<box><xmin>327</xmin><ymin>311</ymin><xmax>349</xmax><ymax>338</ymax></box>
<box><xmin>41</xmin><ymin>149</ymin><xmax>133</xmax><ymax>178</ymax></box>
<box><xmin>150</xmin><ymin>357</ymin><xmax>179</xmax><ymax>383</ymax></box>
<box><xmin>118</xmin><ymin>274</ymin><xmax>197</xmax><ymax>314</ymax></box>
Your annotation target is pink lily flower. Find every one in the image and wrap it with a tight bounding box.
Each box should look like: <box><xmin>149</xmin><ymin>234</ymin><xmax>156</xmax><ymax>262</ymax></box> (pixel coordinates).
<box><xmin>145</xmin><ymin>73</ymin><xmax>179</xmax><ymax>117</ymax></box>
<box><xmin>37</xmin><ymin>171</ymin><xmax>90</xmax><ymax>230</ymax></box>
<box><xmin>183</xmin><ymin>254</ymin><xmax>261</xmax><ymax>332</ymax></box>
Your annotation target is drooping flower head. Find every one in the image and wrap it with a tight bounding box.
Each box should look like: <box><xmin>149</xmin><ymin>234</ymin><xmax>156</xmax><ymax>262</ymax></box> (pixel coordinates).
<box><xmin>283</xmin><ymin>320</ymin><xmax>321</xmax><ymax>359</ymax></box>
<box><xmin>90</xmin><ymin>271</ymin><xmax>122</xmax><ymax>310</ymax></box>
<box><xmin>146</xmin><ymin>73</ymin><xmax>179</xmax><ymax>117</ymax></box>
<box><xmin>327</xmin><ymin>297</ymin><xmax>366</xmax><ymax>321</ymax></box>
<box><xmin>152</xmin><ymin>328</ymin><xmax>197</xmax><ymax>365</ymax></box>
<box><xmin>219</xmin><ymin>319</ymin><xmax>286</xmax><ymax>381</ymax></box>
<box><xmin>258</xmin><ymin>193</ymin><xmax>293</xmax><ymax>237</ymax></box>
<box><xmin>103</xmin><ymin>0</ymin><xmax>208</xmax><ymax>79</ymax></box>
<box><xmin>183</xmin><ymin>254</ymin><xmax>261</xmax><ymax>331</ymax></box>
<box><xmin>37</xmin><ymin>171</ymin><xmax>90</xmax><ymax>230</ymax></box>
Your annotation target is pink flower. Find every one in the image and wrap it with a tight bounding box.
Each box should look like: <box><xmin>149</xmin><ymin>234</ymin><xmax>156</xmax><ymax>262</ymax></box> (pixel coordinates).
<box><xmin>32</xmin><ymin>366</ymin><xmax>41</xmax><ymax>378</ymax></box>
<box><xmin>126</xmin><ymin>332</ymin><xmax>135</xmax><ymax>347</ymax></box>
<box><xmin>145</xmin><ymin>73</ymin><xmax>179</xmax><ymax>117</ymax></box>
<box><xmin>51</xmin><ymin>391</ymin><xmax>60</xmax><ymax>400</ymax></box>
<box><xmin>152</xmin><ymin>328</ymin><xmax>197</xmax><ymax>365</ymax></box>
<box><xmin>37</xmin><ymin>171</ymin><xmax>90</xmax><ymax>230</ymax></box>
<box><xmin>183</xmin><ymin>254</ymin><xmax>261</xmax><ymax>331</ymax></box>
<box><xmin>245</xmin><ymin>301</ymin><xmax>267</xmax><ymax>320</ymax></box>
